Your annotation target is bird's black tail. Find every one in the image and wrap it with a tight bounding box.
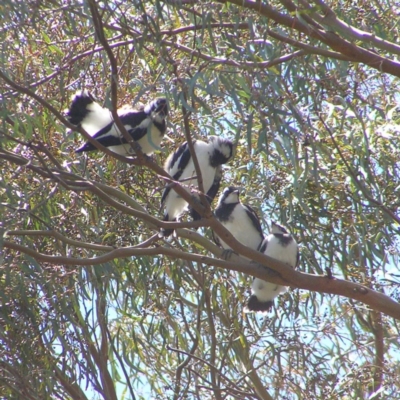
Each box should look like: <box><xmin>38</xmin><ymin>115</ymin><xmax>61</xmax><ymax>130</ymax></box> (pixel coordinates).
<box><xmin>160</xmin><ymin>215</ymin><xmax>175</xmax><ymax>238</ymax></box>
<box><xmin>246</xmin><ymin>295</ymin><xmax>273</xmax><ymax>312</ymax></box>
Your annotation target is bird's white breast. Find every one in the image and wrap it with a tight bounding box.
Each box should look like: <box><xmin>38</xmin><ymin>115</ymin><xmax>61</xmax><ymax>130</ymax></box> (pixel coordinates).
<box><xmin>264</xmin><ymin>234</ymin><xmax>297</xmax><ymax>268</ymax></box>
<box><xmin>82</xmin><ymin>103</ymin><xmax>113</xmax><ymax>135</ymax></box>
<box><xmin>220</xmin><ymin>205</ymin><xmax>262</xmax><ymax>251</ymax></box>
<box><xmin>251</xmin><ymin>277</ymin><xmax>288</xmax><ymax>302</ymax></box>
<box><xmin>178</xmin><ymin>141</ymin><xmax>215</xmax><ymax>194</ymax></box>
<box><xmin>136</xmin><ymin>123</ymin><xmax>163</xmax><ymax>155</ymax></box>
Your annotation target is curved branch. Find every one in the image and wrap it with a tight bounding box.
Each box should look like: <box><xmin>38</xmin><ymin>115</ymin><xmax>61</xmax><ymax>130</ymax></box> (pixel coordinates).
<box><xmin>2</xmin><ymin>145</ymin><xmax>397</xmax><ymax>321</ymax></box>
<box><xmin>216</xmin><ymin>0</ymin><xmax>400</xmax><ymax>77</ymax></box>
<box><xmin>0</xmin><ymin>148</ymin><xmax>210</xmax><ymax>229</ymax></box>
<box><xmin>2</xmin><ymin>147</ymin><xmax>398</xmax><ymax>319</ymax></box>
<box><xmin>311</xmin><ymin>0</ymin><xmax>400</xmax><ymax>56</ymax></box>
<box><xmin>4</xmin><ymin>239</ymin><xmax>400</xmax><ymax>320</ymax></box>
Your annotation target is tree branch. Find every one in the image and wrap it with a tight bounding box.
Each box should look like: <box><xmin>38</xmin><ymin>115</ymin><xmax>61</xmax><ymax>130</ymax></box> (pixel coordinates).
<box><xmin>216</xmin><ymin>0</ymin><xmax>400</xmax><ymax>77</ymax></box>
<box><xmin>371</xmin><ymin>310</ymin><xmax>384</xmax><ymax>396</ymax></box>
<box><xmin>87</xmin><ymin>0</ymin><xmax>147</xmax><ymax>160</ymax></box>
<box><xmin>3</xmin><ymin>239</ymin><xmax>400</xmax><ymax>319</ymax></box>
<box><xmin>310</xmin><ymin>0</ymin><xmax>400</xmax><ymax>56</ymax></box>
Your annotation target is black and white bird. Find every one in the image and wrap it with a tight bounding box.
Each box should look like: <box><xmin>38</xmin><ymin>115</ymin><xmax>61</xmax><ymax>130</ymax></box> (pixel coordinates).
<box><xmin>212</xmin><ymin>187</ymin><xmax>264</xmax><ymax>254</ymax></box>
<box><xmin>161</xmin><ymin>136</ymin><xmax>234</xmax><ymax>237</ymax></box>
<box><xmin>66</xmin><ymin>90</ymin><xmax>168</xmax><ymax>156</ymax></box>
<box><xmin>246</xmin><ymin>221</ymin><xmax>298</xmax><ymax>312</ymax></box>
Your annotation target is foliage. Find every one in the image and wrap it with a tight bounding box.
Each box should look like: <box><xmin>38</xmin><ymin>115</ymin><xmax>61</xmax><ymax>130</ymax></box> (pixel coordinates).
<box><xmin>1</xmin><ymin>0</ymin><xmax>400</xmax><ymax>399</ymax></box>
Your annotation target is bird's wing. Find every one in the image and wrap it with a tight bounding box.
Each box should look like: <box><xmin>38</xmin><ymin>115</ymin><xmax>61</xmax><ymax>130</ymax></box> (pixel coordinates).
<box><xmin>161</xmin><ymin>142</ymin><xmax>191</xmax><ymax>206</ymax></box>
<box><xmin>205</xmin><ymin>165</ymin><xmax>222</xmax><ymax>204</ymax></box>
<box><xmin>243</xmin><ymin>204</ymin><xmax>263</xmax><ymax>237</ymax></box>
<box><xmin>75</xmin><ymin>120</ymin><xmax>128</xmax><ymax>153</ymax></box>
<box><xmin>76</xmin><ymin>109</ymin><xmax>150</xmax><ymax>151</ymax></box>
<box><xmin>165</xmin><ymin>142</ymin><xmax>191</xmax><ymax>180</ymax></box>
<box><xmin>119</xmin><ymin>109</ymin><xmax>151</xmax><ymax>142</ymax></box>
<box><xmin>258</xmin><ymin>237</ymin><xmax>268</xmax><ymax>253</ymax></box>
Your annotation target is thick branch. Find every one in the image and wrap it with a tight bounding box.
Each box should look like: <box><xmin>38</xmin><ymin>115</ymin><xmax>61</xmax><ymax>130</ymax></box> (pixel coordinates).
<box><xmin>0</xmin><ymin>148</ymin><xmax>209</xmax><ymax>229</ymax></box>
<box><xmin>4</xmin><ymin>240</ymin><xmax>400</xmax><ymax>320</ymax></box>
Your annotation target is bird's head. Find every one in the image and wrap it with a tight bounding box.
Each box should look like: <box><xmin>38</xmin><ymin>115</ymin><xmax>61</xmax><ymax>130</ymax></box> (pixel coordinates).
<box><xmin>145</xmin><ymin>97</ymin><xmax>169</xmax><ymax>121</ymax></box>
<box><xmin>270</xmin><ymin>221</ymin><xmax>289</xmax><ymax>234</ymax></box>
<box><xmin>219</xmin><ymin>186</ymin><xmax>241</xmax><ymax>205</ymax></box>
<box><xmin>209</xmin><ymin>136</ymin><xmax>235</xmax><ymax>164</ymax></box>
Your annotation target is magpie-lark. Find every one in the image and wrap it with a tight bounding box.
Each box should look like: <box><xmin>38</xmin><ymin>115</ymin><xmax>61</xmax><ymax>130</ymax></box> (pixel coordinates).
<box><xmin>161</xmin><ymin>136</ymin><xmax>234</xmax><ymax>237</ymax></box>
<box><xmin>246</xmin><ymin>221</ymin><xmax>298</xmax><ymax>312</ymax></box>
<box><xmin>67</xmin><ymin>90</ymin><xmax>168</xmax><ymax>156</ymax></box>
<box><xmin>212</xmin><ymin>187</ymin><xmax>264</xmax><ymax>254</ymax></box>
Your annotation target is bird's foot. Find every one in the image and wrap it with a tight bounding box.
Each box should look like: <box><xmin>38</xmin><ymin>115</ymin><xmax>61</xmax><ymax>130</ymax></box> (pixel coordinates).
<box><xmin>221</xmin><ymin>249</ymin><xmax>237</xmax><ymax>260</ymax></box>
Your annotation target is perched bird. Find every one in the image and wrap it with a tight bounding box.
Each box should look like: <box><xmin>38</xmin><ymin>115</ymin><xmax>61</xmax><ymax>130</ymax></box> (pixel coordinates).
<box><xmin>246</xmin><ymin>221</ymin><xmax>299</xmax><ymax>313</ymax></box>
<box><xmin>161</xmin><ymin>136</ymin><xmax>234</xmax><ymax>237</ymax></box>
<box><xmin>212</xmin><ymin>187</ymin><xmax>264</xmax><ymax>255</ymax></box>
<box><xmin>66</xmin><ymin>90</ymin><xmax>168</xmax><ymax>155</ymax></box>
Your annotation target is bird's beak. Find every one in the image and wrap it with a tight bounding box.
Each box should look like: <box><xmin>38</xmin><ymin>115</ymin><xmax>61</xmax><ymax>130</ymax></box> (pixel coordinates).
<box><xmin>159</xmin><ymin>106</ymin><xmax>168</xmax><ymax>117</ymax></box>
<box><xmin>155</xmin><ymin>99</ymin><xmax>168</xmax><ymax>116</ymax></box>
<box><xmin>162</xmin><ymin>102</ymin><xmax>168</xmax><ymax>114</ymax></box>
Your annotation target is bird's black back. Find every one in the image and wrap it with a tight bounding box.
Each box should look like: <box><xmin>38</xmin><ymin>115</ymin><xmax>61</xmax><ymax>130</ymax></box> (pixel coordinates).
<box><xmin>75</xmin><ymin>109</ymin><xmax>165</xmax><ymax>153</ymax></box>
<box><xmin>259</xmin><ymin>233</ymin><xmax>294</xmax><ymax>253</ymax></box>
<box><xmin>161</xmin><ymin>142</ymin><xmax>192</xmax><ymax>205</ymax></box>
<box><xmin>243</xmin><ymin>205</ymin><xmax>263</xmax><ymax>237</ymax></box>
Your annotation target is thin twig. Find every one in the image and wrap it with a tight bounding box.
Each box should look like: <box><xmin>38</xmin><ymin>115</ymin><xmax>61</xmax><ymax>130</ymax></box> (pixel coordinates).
<box><xmin>319</xmin><ymin>117</ymin><xmax>400</xmax><ymax>224</ymax></box>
